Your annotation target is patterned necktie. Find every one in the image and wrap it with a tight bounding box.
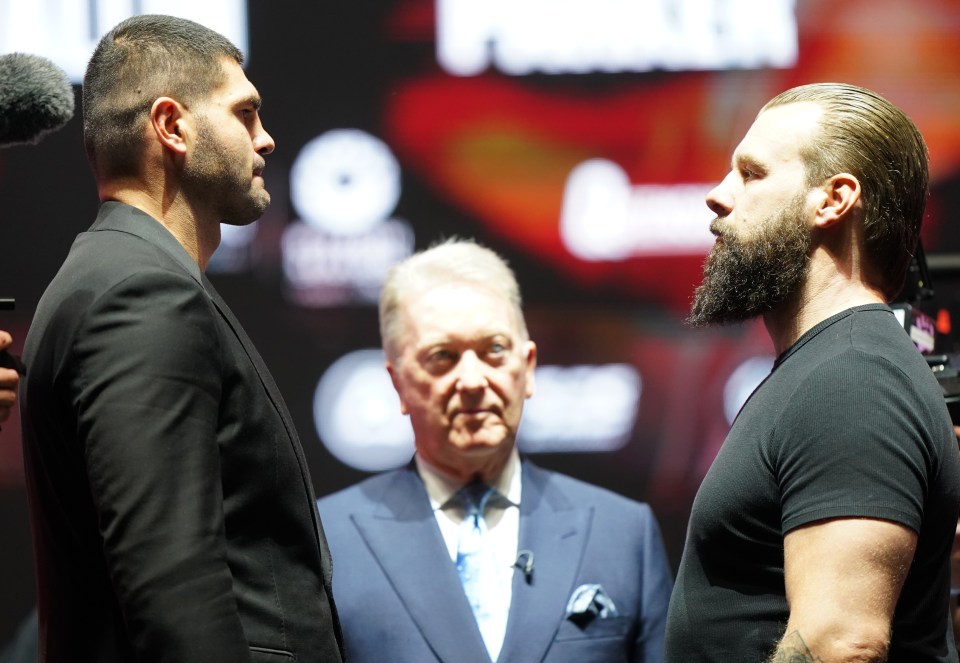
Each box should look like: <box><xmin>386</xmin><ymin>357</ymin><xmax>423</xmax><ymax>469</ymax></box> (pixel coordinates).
<box><xmin>456</xmin><ymin>483</ymin><xmax>505</xmax><ymax>661</ymax></box>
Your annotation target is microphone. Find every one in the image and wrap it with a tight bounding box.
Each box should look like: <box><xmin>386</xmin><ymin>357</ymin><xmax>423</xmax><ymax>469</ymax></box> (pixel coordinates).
<box><xmin>0</xmin><ymin>52</ymin><xmax>72</xmax><ymax>376</ymax></box>
<box><xmin>0</xmin><ymin>52</ymin><xmax>75</xmax><ymax>148</ymax></box>
<box><xmin>513</xmin><ymin>549</ymin><xmax>534</xmax><ymax>582</ymax></box>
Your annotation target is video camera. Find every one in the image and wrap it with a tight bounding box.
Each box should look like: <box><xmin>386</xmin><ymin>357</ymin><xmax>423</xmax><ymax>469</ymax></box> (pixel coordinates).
<box><xmin>893</xmin><ymin>241</ymin><xmax>960</xmax><ymax>424</ymax></box>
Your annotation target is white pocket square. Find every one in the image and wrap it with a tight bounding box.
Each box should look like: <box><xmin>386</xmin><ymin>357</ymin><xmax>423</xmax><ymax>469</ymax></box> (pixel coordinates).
<box><xmin>565</xmin><ymin>583</ymin><xmax>619</xmax><ymax>624</ymax></box>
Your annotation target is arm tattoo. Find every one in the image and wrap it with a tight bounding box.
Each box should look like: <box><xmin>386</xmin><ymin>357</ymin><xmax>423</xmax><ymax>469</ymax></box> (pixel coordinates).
<box><xmin>767</xmin><ymin>631</ymin><xmax>825</xmax><ymax>663</ymax></box>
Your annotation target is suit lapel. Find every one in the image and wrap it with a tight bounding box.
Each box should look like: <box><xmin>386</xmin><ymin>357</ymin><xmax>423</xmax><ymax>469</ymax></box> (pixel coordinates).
<box><xmin>200</xmin><ymin>276</ymin><xmax>332</xmax><ymax>578</ymax></box>
<box><xmin>200</xmin><ymin>277</ymin><xmax>300</xmax><ymax>449</ymax></box>
<box><xmin>351</xmin><ymin>469</ymin><xmax>494</xmax><ymax>663</ymax></box>
<box><xmin>497</xmin><ymin>462</ymin><xmax>592</xmax><ymax>663</ymax></box>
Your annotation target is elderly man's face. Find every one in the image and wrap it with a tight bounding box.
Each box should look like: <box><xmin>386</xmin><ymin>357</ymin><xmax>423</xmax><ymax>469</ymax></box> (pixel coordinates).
<box><xmin>387</xmin><ymin>283</ymin><xmax>536</xmax><ymax>482</ymax></box>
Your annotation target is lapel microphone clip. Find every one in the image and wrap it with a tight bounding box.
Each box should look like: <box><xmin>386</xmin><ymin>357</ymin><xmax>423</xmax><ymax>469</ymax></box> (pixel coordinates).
<box><xmin>513</xmin><ymin>549</ymin><xmax>534</xmax><ymax>583</ymax></box>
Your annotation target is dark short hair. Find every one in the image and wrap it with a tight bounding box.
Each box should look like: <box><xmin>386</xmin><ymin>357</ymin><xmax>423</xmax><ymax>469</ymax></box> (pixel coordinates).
<box><xmin>762</xmin><ymin>82</ymin><xmax>929</xmax><ymax>299</ymax></box>
<box><xmin>82</xmin><ymin>14</ymin><xmax>243</xmax><ymax>179</ymax></box>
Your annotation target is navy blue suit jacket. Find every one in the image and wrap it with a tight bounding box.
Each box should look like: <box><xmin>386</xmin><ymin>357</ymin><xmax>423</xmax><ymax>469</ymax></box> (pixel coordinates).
<box><xmin>318</xmin><ymin>459</ymin><xmax>672</xmax><ymax>662</ymax></box>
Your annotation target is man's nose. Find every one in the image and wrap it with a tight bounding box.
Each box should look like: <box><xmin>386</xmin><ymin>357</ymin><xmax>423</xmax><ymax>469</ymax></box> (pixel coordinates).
<box><xmin>455</xmin><ymin>352</ymin><xmax>487</xmax><ymax>391</ymax></box>
<box><xmin>706</xmin><ymin>171</ymin><xmax>735</xmax><ymax>217</ymax></box>
<box><xmin>254</xmin><ymin>120</ymin><xmax>275</xmax><ymax>156</ymax></box>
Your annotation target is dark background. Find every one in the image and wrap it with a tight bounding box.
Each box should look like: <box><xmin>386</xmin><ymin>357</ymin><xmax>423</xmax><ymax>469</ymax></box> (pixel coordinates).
<box><xmin>2</xmin><ymin>0</ymin><xmax>960</xmax><ymax>645</ymax></box>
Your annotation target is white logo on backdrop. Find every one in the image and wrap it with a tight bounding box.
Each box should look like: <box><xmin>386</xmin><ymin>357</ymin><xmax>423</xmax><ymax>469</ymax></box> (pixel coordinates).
<box><xmin>0</xmin><ymin>0</ymin><xmax>248</xmax><ymax>82</ymax></box>
<box><xmin>282</xmin><ymin>129</ymin><xmax>415</xmax><ymax>307</ymax></box>
<box><xmin>560</xmin><ymin>159</ymin><xmax>714</xmax><ymax>261</ymax></box>
<box><xmin>437</xmin><ymin>0</ymin><xmax>797</xmax><ymax>76</ymax></box>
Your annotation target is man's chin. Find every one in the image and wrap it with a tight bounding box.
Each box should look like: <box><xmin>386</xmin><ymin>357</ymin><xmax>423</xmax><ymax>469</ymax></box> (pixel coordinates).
<box><xmin>222</xmin><ymin>196</ymin><xmax>270</xmax><ymax>226</ymax></box>
<box><xmin>456</xmin><ymin>437</ymin><xmax>509</xmax><ymax>452</ymax></box>
<box><xmin>450</xmin><ymin>428</ymin><xmax>513</xmax><ymax>454</ymax></box>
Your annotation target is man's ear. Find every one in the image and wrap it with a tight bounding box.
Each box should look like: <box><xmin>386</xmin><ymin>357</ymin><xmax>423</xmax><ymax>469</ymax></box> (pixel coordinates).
<box><xmin>385</xmin><ymin>361</ymin><xmax>408</xmax><ymax>415</ymax></box>
<box><xmin>814</xmin><ymin>172</ymin><xmax>861</xmax><ymax>230</ymax></box>
<box><xmin>524</xmin><ymin>341</ymin><xmax>537</xmax><ymax>399</ymax></box>
<box><xmin>150</xmin><ymin>97</ymin><xmax>188</xmax><ymax>156</ymax></box>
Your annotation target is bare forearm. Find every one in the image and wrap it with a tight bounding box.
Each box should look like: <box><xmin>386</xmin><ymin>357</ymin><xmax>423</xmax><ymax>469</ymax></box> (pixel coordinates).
<box><xmin>766</xmin><ymin>629</ymin><xmax>888</xmax><ymax>663</ymax></box>
<box><xmin>766</xmin><ymin>632</ymin><xmax>824</xmax><ymax>663</ymax></box>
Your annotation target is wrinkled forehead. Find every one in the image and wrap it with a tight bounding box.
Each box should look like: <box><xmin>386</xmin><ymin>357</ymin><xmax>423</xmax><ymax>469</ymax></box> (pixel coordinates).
<box><xmin>399</xmin><ymin>282</ymin><xmax>526</xmax><ymax>342</ymax></box>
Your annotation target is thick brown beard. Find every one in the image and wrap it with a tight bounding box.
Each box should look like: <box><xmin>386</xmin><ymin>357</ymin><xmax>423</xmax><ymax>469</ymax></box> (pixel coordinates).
<box><xmin>688</xmin><ymin>195</ymin><xmax>813</xmax><ymax>327</ymax></box>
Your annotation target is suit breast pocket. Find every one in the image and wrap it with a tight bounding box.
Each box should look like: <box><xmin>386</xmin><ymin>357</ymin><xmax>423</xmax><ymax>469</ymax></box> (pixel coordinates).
<box><xmin>250</xmin><ymin>645</ymin><xmax>295</xmax><ymax>661</ymax></box>
<box><xmin>555</xmin><ymin>614</ymin><xmax>632</xmax><ymax>641</ymax></box>
<box><xmin>547</xmin><ymin>615</ymin><xmax>633</xmax><ymax>663</ymax></box>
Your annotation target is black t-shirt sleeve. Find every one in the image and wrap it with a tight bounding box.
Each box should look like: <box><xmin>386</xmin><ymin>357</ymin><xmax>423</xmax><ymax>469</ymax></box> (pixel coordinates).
<box><xmin>772</xmin><ymin>350</ymin><xmax>932</xmax><ymax>535</ymax></box>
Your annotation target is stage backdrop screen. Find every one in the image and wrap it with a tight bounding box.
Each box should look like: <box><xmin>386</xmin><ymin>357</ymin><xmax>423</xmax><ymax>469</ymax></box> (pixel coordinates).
<box><xmin>2</xmin><ymin>0</ymin><xmax>960</xmax><ymax>643</ymax></box>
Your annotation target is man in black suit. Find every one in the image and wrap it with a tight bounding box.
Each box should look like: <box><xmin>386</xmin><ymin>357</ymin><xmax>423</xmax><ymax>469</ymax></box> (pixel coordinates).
<box><xmin>318</xmin><ymin>240</ymin><xmax>672</xmax><ymax>662</ymax></box>
<box><xmin>20</xmin><ymin>15</ymin><xmax>343</xmax><ymax>662</ymax></box>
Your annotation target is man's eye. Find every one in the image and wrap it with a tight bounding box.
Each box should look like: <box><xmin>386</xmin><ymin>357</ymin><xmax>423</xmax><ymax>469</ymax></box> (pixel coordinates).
<box><xmin>485</xmin><ymin>343</ymin><xmax>511</xmax><ymax>363</ymax></box>
<box><xmin>428</xmin><ymin>350</ymin><xmax>454</xmax><ymax>363</ymax></box>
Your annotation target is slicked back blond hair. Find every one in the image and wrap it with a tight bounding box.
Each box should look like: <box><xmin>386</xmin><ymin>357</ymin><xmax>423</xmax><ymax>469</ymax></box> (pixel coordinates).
<box><xmin>762</xmin><ymin>82</ymin><xmax>929</xmax><ymax>300</ymax></box>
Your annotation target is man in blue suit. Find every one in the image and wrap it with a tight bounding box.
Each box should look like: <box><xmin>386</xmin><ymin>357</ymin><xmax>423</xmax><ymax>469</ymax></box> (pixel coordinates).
<box><xmin>318</xmin><ymin>239</ymin><xmax>672</xmax><ymax>663</ymax></box>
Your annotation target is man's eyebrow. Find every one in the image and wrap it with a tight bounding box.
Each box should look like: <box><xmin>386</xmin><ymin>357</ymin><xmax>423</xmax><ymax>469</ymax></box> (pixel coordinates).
<box><xmin>238</xmin><ymin>95</ymin><xmax>262</xmax><ymax>110</ymax></box>
<box><xmin>732</xmin><ymin>152</ymin><xmax>766</xmax><ymax>173</ymax></box>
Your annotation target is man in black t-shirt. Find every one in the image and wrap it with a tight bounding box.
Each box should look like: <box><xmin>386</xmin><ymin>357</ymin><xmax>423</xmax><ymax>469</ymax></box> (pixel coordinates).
<box><xmin>664</xmin><ymin>83</ymin><xmax>960</xmax><ymax>662</ymax></box>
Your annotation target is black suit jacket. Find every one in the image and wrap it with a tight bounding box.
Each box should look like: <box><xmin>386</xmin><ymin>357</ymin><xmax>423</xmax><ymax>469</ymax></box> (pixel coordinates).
<box><xmin>318</xmin><ymin>460</ymin><xmax>672</xmax><ymax>662</ymax></box>
<box><xmin>21</xmin><ymin>202</ymin><xmax>343</xmax><ymax>663</ymax></box>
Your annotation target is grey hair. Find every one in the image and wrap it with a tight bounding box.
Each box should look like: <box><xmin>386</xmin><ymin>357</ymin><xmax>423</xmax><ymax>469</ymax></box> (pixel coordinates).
<box><xmin>379</xmin><ymin>238</ymin><xmax>528</xmax><ymax>361</ymax></box>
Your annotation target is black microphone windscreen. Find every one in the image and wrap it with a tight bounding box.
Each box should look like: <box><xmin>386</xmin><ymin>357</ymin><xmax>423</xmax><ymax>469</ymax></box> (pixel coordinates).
<box><xmin>0</xmin><ymin>53</ymin><xmax>75</xmax><ymax>148</ymax></box>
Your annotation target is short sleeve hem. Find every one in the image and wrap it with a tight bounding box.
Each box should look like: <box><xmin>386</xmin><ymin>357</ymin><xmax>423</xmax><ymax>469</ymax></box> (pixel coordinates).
<box><xmin>783</xmin><ymin>505</ymin><xmax>920</xmax><ymax>536</ymax></box>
